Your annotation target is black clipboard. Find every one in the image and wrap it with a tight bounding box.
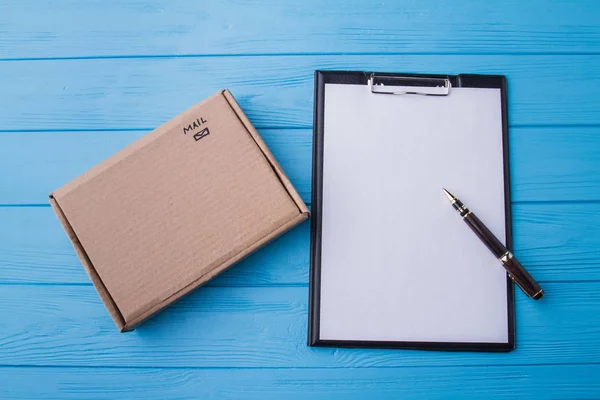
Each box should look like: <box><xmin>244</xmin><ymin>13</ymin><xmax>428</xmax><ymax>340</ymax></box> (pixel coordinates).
<box><xmin>309</xmin><ymin>70</ymin><xmax>515</xmax><ymax>352</ymax></box>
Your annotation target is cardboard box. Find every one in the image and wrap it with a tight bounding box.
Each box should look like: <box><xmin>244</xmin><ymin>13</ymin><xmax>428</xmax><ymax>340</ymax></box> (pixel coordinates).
<box><xmin>50</xmin><ymin>90</ymin><xmax>309</xmax><ymax>331</ymax></box>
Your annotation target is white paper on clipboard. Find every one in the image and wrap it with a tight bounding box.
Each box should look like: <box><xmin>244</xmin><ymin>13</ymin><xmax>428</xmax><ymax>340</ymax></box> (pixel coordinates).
<box><xmin>318</xmin><ymin>82</ymin><xmax>509</xmax><ymax>344</ymax></box>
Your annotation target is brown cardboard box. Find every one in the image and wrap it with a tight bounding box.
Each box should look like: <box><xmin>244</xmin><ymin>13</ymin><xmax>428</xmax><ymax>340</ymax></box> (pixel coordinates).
<box><xmin>49</xmin><ymin>90</ymin><xmax>309</xmax><ymax>331</ymax></box>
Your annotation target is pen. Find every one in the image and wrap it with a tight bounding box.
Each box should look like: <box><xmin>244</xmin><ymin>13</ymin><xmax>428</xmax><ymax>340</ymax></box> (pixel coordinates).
<box><xmin>442</xmin><ymin>188</ymin><xmax>544</xmax><ymax>300</ymax></box>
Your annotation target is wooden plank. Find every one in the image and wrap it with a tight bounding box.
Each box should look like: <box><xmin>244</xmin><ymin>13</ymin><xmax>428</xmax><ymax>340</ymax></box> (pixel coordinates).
<box><xmin>511</xmin><ymin>126</ymin><xmax>600</xmax><ymax>202</ymax></box>
<box><xmin>0</xmin><ymin>282</ymin><xmax>597</xmax><ymax>367</ymax></box>
<box><xmin>1</xmin><ymin>55</ymin><xmax>599</xmax><ymax>130</ymax></box>
<box><xmin>1</xmin><ymin>202</ymin><xmax>600</xmax><ymax>285</ymax></box>
<box><xmin>2</xmin><ymin>365</ymin><xmax>599</xmax><ymax>400</ymax></box>
<box><xmin>2</xmin><ymin>0</ymin><xmax>599</xmax><ymax>58</ymax></box>
<box><xmin>2</xmin><ymin>126</ymin><xmax>600</xmax><ymax>205</ymax></box>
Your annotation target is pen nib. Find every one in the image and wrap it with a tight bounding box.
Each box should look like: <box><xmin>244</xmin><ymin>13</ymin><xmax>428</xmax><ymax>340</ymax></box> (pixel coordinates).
<box><xmin>442</xmin><ymin>187</ymin><xmax>456</xmax><ymax>202</ymax></box>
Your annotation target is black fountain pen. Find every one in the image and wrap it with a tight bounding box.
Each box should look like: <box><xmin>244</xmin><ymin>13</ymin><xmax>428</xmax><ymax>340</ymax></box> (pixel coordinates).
<box><xmin>442</xmin><ymin>188</ymin><xmax>544</xmax><ymax>300</ymax></box>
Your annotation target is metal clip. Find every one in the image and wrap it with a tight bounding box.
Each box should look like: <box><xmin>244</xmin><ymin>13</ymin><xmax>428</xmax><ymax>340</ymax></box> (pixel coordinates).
<box><xmin>368</xmin><ymin>74</ymin><xmax>451</xmax><ymax>96</ymax></box>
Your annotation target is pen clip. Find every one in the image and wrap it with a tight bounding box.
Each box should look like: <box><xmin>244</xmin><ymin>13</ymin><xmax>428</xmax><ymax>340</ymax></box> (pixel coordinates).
<box><xmin>368</xmin><ymin>74</ymin><xmax>452</xmax><ymax>96</ymax></box>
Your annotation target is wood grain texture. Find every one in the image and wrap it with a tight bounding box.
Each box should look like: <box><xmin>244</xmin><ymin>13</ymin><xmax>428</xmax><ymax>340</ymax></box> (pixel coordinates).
<box><xmin>1</xmin><ymin>55</ymin><xmax>600</xmax><ymax>131</ymax></box>
<box><xmin>510</xmin><ymin>126</ymin><xmax>600</xmax><ymax>202</ymax></box>
<box><xmin>2</xmin><ymin>0</ymin><xmax>600</xmax><ymax>58</ymax></box>
<box><xmin>2</xmin><ymin>365</ymin><xmax>600</xmax><ymax>400</ymax></box>
<box><xmin>2</xmin><ymin>126</ymin><xmax>600</xmax><ymax>205</ymax></box>
<box><xmin>2</xmin><ymin>202</ymin><xmax>600</xmax><ymax>285</ymax></box>
<box><xmin>0</xmin><ymin>282</ymin><xmax>597</xmax><ymax>367</ymax></box>
<box><xmin>2</xmin><ymin>1</ymin><xmax>600</xmax><ymax>397</ymax></box>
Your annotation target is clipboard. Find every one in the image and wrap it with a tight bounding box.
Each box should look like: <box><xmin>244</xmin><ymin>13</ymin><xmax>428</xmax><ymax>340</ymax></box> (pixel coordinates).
<box><xmin>309</xmin><ymin>71</ymin><xmax>515</xmax><ymax>352</ymax></box>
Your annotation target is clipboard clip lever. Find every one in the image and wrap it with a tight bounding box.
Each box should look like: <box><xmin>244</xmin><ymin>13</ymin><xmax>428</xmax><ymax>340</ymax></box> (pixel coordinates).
<box><xmin>368</xmin><ymin>74</ymin><xmax>451</xmax><ymax>96</ymax></box>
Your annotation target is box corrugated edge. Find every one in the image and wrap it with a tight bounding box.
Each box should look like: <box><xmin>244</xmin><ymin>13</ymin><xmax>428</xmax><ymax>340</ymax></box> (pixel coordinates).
<box><xmin>221</xmin><ymin>90</ymin><xmax>310</xmax><ymax>215</ymax></box>
<box><xmin>49</xmin><ymin>194</ymin><xmax>129</xmax><ymax>332</ymax></box>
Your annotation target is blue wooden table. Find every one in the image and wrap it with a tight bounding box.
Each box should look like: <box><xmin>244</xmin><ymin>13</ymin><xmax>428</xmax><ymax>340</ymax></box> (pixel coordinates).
<box><xmin>2</xmin><ymin>1</ymin><xmax>600</xmax><ymax>398</ymax></box>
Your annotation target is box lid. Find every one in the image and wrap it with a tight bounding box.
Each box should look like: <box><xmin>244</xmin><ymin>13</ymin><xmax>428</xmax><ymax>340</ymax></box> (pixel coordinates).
<box><xmin>50</xmin><ymin>90</ymin><xmax>308</xmax><ymax>331</ymax></box>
